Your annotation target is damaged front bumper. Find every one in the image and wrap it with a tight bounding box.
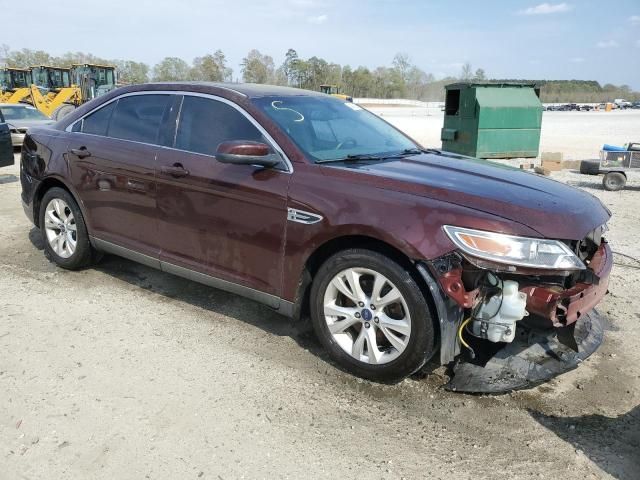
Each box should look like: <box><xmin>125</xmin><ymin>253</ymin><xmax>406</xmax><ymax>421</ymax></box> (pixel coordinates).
<box><xmin>522</xmin><ymin>242</ymin><xmax>612</xmax><ymax>328</ymax></box>
<box><xmin>446</xmin><ymin>310</ymin><xmax>604</xmax><ymax>393</ymax></box>
<box><xmin>417</xmin><ymin>241</ymin><xmax>612</xmax><ymax>393</ymax></box>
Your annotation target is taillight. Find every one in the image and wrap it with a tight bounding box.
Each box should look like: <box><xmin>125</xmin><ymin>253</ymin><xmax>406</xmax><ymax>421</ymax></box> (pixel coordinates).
<box><xmin>21</xmin><ymin>134</ymin><xmax>39</xmax><ymax>174</ymax></box>
<box><xmin>22</xmin><ymin>134</ymin><xmax>37</xmax><ymax>153</ymax></box>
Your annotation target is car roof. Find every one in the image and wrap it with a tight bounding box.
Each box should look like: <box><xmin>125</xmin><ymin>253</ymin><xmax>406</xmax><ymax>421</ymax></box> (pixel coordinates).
<box><xmin>144</xmin><ymin>82</ymin><xmax>326</xmax><ymax>99</ymax></box>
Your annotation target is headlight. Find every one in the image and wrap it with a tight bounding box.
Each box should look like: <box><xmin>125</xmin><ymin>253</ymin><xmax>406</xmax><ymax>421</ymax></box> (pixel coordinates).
<box><xmin>443</xmin><ymin>225</ymin><xmax>585</xmax><ymax>270</ymax></box>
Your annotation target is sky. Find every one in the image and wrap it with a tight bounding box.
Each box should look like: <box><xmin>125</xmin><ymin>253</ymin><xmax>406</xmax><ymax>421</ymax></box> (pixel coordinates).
<box><xmin>1</xmin><ymin>0</ymin><xmax>639</xmax><ymax>89</ymax></box>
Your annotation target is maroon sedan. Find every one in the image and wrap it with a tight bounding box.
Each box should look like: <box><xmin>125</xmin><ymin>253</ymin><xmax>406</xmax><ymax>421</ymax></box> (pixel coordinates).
<box><xmin>20</xmin><ymin>83</ymin><xmax>612</xmax><ymax>388</ymax></box>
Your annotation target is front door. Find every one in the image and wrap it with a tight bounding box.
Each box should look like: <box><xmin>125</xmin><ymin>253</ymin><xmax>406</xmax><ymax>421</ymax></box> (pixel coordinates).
<box><xmin>155</xmin><ymin>95</ymin><xmax>291</xmax><ymax>296</ymax></box>
<box><xmin>67</xmin><ymin>93</ymin><xmax>175</xmax><ymax>256</ymax></box>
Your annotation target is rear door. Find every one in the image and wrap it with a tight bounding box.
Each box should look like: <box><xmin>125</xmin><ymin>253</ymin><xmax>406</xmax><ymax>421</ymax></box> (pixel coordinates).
<box><xmin>0</xmin><ymin>110</ymin><xmax>14</xmax><ymax>168</ymax></box>
<box><xmin>66</xmin><ymin>93</ymin><xmax>176</xmax><ymax>257</ymax></box>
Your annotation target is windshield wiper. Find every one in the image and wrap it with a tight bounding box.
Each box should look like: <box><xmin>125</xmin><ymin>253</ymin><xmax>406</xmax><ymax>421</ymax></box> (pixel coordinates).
<box><xmin>401</xmin><ymin>148</ymin><xmax>423</xmax><ymax>155</ymax></box>
<box><xmin>316</xmin><ymin>148</ymin><xmax>440</xmax><ymax>164</ymax></box>
<box><xmin>316</xmin><ymin>153</ymin><xmax>387</xmax><ymax>163</ymax></box>
<box><xmin>401</xmin><ymin>147</ymin><xmax>443</xmax><ymax>156</ymax></box>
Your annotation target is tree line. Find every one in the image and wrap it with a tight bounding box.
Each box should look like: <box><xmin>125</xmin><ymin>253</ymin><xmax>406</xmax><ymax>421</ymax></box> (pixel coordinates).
<box><xmin>1</xmin><ymin>45</ymin><xmax>637</xmax><ymax>102</ymax></box>
<box><xmin>498</xmin><ymin>79</ymin><xmax>640</xmax><ymax>103</ymax></box>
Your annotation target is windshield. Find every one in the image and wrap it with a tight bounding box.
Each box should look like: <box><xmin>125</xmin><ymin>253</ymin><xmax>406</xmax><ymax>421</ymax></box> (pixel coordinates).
<box><xmin>0</xmin><ymin>70</ymin><xmax>30</xmax><ymax>89</ymax></box>
<box><xmin>32</xmin><ymin>68</ymin><xmax>69</xmax><ymax>89</ymax></box>
<box><xmin>252</xmin><ymin>96</ymin><xmax>417</xmax><ymax>162</ymax></box>
<box><xmin>11</xmin><ymin>70</ymin><xmax>30</xmax><ymax>88</ymax></box>
<box><xmin>99</xmin><ymin>68</ymin><xmax>115</xmax><ymax>86</ymax></box>
<box><xmin>0</xmin><ymin>106</ymin><xmax>49</xmax><ymax>121</ymax></box>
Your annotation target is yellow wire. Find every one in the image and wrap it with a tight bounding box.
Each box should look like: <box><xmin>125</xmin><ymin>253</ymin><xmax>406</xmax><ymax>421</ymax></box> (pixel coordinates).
<box><xmin>458</xmin><ymin>317</ymin><xmax>473</xmax><ymax>351</ymax></box>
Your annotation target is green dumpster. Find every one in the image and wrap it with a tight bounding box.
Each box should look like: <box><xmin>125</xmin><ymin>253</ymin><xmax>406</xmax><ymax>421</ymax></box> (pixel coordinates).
<box><xmin>441</xmin><ymin>83</ymin><xmax>543</xmax><ymax>159</ymax></box>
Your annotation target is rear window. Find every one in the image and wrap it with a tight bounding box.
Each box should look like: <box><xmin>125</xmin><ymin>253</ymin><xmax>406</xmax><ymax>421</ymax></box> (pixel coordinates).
<box><xmin>107</xmin><ymin>95</ymin><xmax>171</xmax><ymax>144</ymax></box>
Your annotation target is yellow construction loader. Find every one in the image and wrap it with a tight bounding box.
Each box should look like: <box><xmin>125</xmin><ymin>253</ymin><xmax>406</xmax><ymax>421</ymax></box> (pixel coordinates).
<box><xmin>28</xmin><ymin>63</ymin><xmax>117</xmax><ymax>119</ymax></box>
<box><xmin>319</xmin><ymin>84</ymin><xmax>353</xmax><ymax>102</ymax></box>
<box><xmin>0</xmin><ymin>67</ymin><xmax>33</xmax><ymax>103</ymax></box>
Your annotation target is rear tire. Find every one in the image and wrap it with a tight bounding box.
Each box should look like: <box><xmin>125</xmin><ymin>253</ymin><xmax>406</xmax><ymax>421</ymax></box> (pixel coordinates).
<box><xmin>39</xmin><ymin>187</ymin><xmax>95</xmax><ymax>270</ymax></box>
<box><xmin>579</xmin><ymin>160</ymin><xmax>600</xmax><ymax>175</ymax></box>
<box><xmin>602</xmin><ymin>172</ymin><xmax>626</xmax><ymax>191</ymax></box>
<box><xmin>310</xmin><ymin>248</ymin><xmax>436</xmax><ymax>383</ymax></box>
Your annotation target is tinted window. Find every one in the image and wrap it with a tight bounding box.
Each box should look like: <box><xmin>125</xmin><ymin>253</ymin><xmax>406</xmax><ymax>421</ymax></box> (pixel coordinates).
<box><xmin>108</xmin><ymin>95</ymin><xmax>171</xmax><ymax>144</ymax></box>
<box><xmin>80</xmin><ymin>101</ymin><xmax>116</xmax><ymax>136</ymax></box>
<box><xmin>176</xmin><ymin>96</ymin><xmax>265</xmax><ymax>156</ymax></box>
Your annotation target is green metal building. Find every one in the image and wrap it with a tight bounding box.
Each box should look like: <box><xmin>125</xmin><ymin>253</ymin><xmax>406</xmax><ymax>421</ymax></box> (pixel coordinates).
<box><xmin>441</xmin><ymin>83</ymin><xmax>543</xmax><ymax>159</ymax></box>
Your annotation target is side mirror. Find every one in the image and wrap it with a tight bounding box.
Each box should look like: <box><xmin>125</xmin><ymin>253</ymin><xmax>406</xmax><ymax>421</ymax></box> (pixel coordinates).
<box><xmin>215</xmin><ymin>141</ymin><xmax>281</xmax><ymax>168</ymax></box>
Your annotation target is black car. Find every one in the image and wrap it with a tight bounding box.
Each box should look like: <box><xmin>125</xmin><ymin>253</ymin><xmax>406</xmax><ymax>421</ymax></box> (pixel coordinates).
<box><xmin>0</xmin><ymin>112</ymin><xmax>15</xmax><ymax>168</ymax></box>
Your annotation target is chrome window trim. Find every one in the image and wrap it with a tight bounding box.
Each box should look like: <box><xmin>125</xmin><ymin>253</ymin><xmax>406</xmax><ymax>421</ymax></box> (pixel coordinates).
<box><xmin>65</xmin><ymin>90</ymin><xmax>293</xmax><ymax>173</ymax></box>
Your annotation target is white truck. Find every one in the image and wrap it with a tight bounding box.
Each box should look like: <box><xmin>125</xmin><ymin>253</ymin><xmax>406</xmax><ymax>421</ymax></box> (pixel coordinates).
<box><xmin>614</xmin><ymin>98</ymin><xmax>632</xmax><ymax>109</ymax></box>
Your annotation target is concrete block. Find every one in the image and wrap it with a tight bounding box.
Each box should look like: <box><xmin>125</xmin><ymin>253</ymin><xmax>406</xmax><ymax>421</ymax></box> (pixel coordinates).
<box><xmin>541</xmin><ymin>159</ymin><xmax>562</xmax><ymax>171</ymax></box>
<box><xmin>541</xmin><ymin>152</ymin><xmax>564</xmax><ymax>162</ymax></box>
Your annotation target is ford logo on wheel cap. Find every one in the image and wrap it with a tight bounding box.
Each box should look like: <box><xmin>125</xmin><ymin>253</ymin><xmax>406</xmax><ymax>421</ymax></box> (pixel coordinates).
<box><xmin>361</xmin><ymin>309</ymin><xmax>373</xmax><ymax>321</ymax></box>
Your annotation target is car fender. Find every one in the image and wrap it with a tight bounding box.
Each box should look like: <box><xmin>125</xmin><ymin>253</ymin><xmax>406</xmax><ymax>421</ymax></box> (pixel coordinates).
<box><xmin>22</xmin><ymin>130</ymin><xmax>93</xmax><ymax>233</ymax></box>
<box><xmin>282</xmin><ymin>164</ymin><xmax>540</xmax><ymax>303</ymax></box>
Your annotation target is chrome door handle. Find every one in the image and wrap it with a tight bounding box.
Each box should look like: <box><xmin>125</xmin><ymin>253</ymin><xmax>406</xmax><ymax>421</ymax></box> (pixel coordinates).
<box><xmin>70</xmin><ymin>147</ymin><xmax>91</xmax><ymax>158</ymax></box>
<box><xmin>160</xmin><ymin>164</ymin><xmax>189</xmax><ymax>178</ymax></box>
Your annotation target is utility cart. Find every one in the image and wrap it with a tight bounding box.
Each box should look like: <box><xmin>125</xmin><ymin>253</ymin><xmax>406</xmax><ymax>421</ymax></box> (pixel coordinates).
<box><xmin>599</xmin><ymin>142</ymin><xmax>640</xmax><ymax>191</ymax></box>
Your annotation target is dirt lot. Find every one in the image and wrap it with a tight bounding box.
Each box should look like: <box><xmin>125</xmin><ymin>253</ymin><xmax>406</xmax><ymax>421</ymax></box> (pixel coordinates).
<box><xmin>1</xmin><ymin>146</ymin><xmax>639</xmax><ymax>479</ymax></box>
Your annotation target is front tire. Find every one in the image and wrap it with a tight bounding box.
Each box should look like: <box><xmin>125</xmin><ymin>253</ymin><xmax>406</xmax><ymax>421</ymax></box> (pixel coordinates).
<box><xmin>39</xmin><ymin>187</ymin><xmax>95</xmax><ymax>270</ymax></box>
<box><xmin>310</xmin><ymin>249</ymin><xmax>436</xmax><ymax>382</ymax></box>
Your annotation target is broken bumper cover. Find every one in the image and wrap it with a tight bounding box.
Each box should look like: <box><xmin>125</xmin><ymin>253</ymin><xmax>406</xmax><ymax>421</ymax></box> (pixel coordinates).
<box><xmin>446</xmin><ymin>310</ymin><xmax>605</xmax><ymax>393</ymax></box>
<box><xmin>521</xmin><ymin>242</ymin><xmax>612</xmax><ymax>327</ymax></box>
<box><xmin>418</xmin><ymin>240</ymin><xmax>612</xmax><ymax>393</ymax></box>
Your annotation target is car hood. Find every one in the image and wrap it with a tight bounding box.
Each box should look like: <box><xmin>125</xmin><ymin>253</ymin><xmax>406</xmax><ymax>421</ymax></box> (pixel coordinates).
<box><xmin>329</xmin><ymin>152</ymin><xmax>610</xmax><ymax>240</ymax></box>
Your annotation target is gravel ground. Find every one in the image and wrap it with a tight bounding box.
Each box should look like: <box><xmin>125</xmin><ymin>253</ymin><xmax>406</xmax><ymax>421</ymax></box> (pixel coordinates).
<box><xmin>1</xmin><ymin>146</ymin><xmax>639</xmax><ymax>480</ymax></box>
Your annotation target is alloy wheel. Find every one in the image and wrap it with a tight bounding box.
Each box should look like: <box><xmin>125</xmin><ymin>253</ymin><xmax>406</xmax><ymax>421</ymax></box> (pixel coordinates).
<box><xmin>43</xmin><ymin>198</ymin><xmax>77</xmax><ymax>259</ymax></box>
<box><xmin>323</xmin><ymin>267</ymin><xmax>411</xmax><ymax>365</ymax></box>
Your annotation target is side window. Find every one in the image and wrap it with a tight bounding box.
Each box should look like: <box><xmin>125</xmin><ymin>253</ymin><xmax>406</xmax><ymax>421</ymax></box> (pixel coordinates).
<box><xmin>108</xmin><ymin>94</ymin><xmax>171</xmax><ymax>144</ymax></box>
<box><xmin>176</xmin><ymin>96</ymin><xmax>266</xmax><ymax>156</ymax></box>
<box><xmin>79</xmin><ymin>101</ymin><xmax>116</xmax><ymax>136</ymax></box>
